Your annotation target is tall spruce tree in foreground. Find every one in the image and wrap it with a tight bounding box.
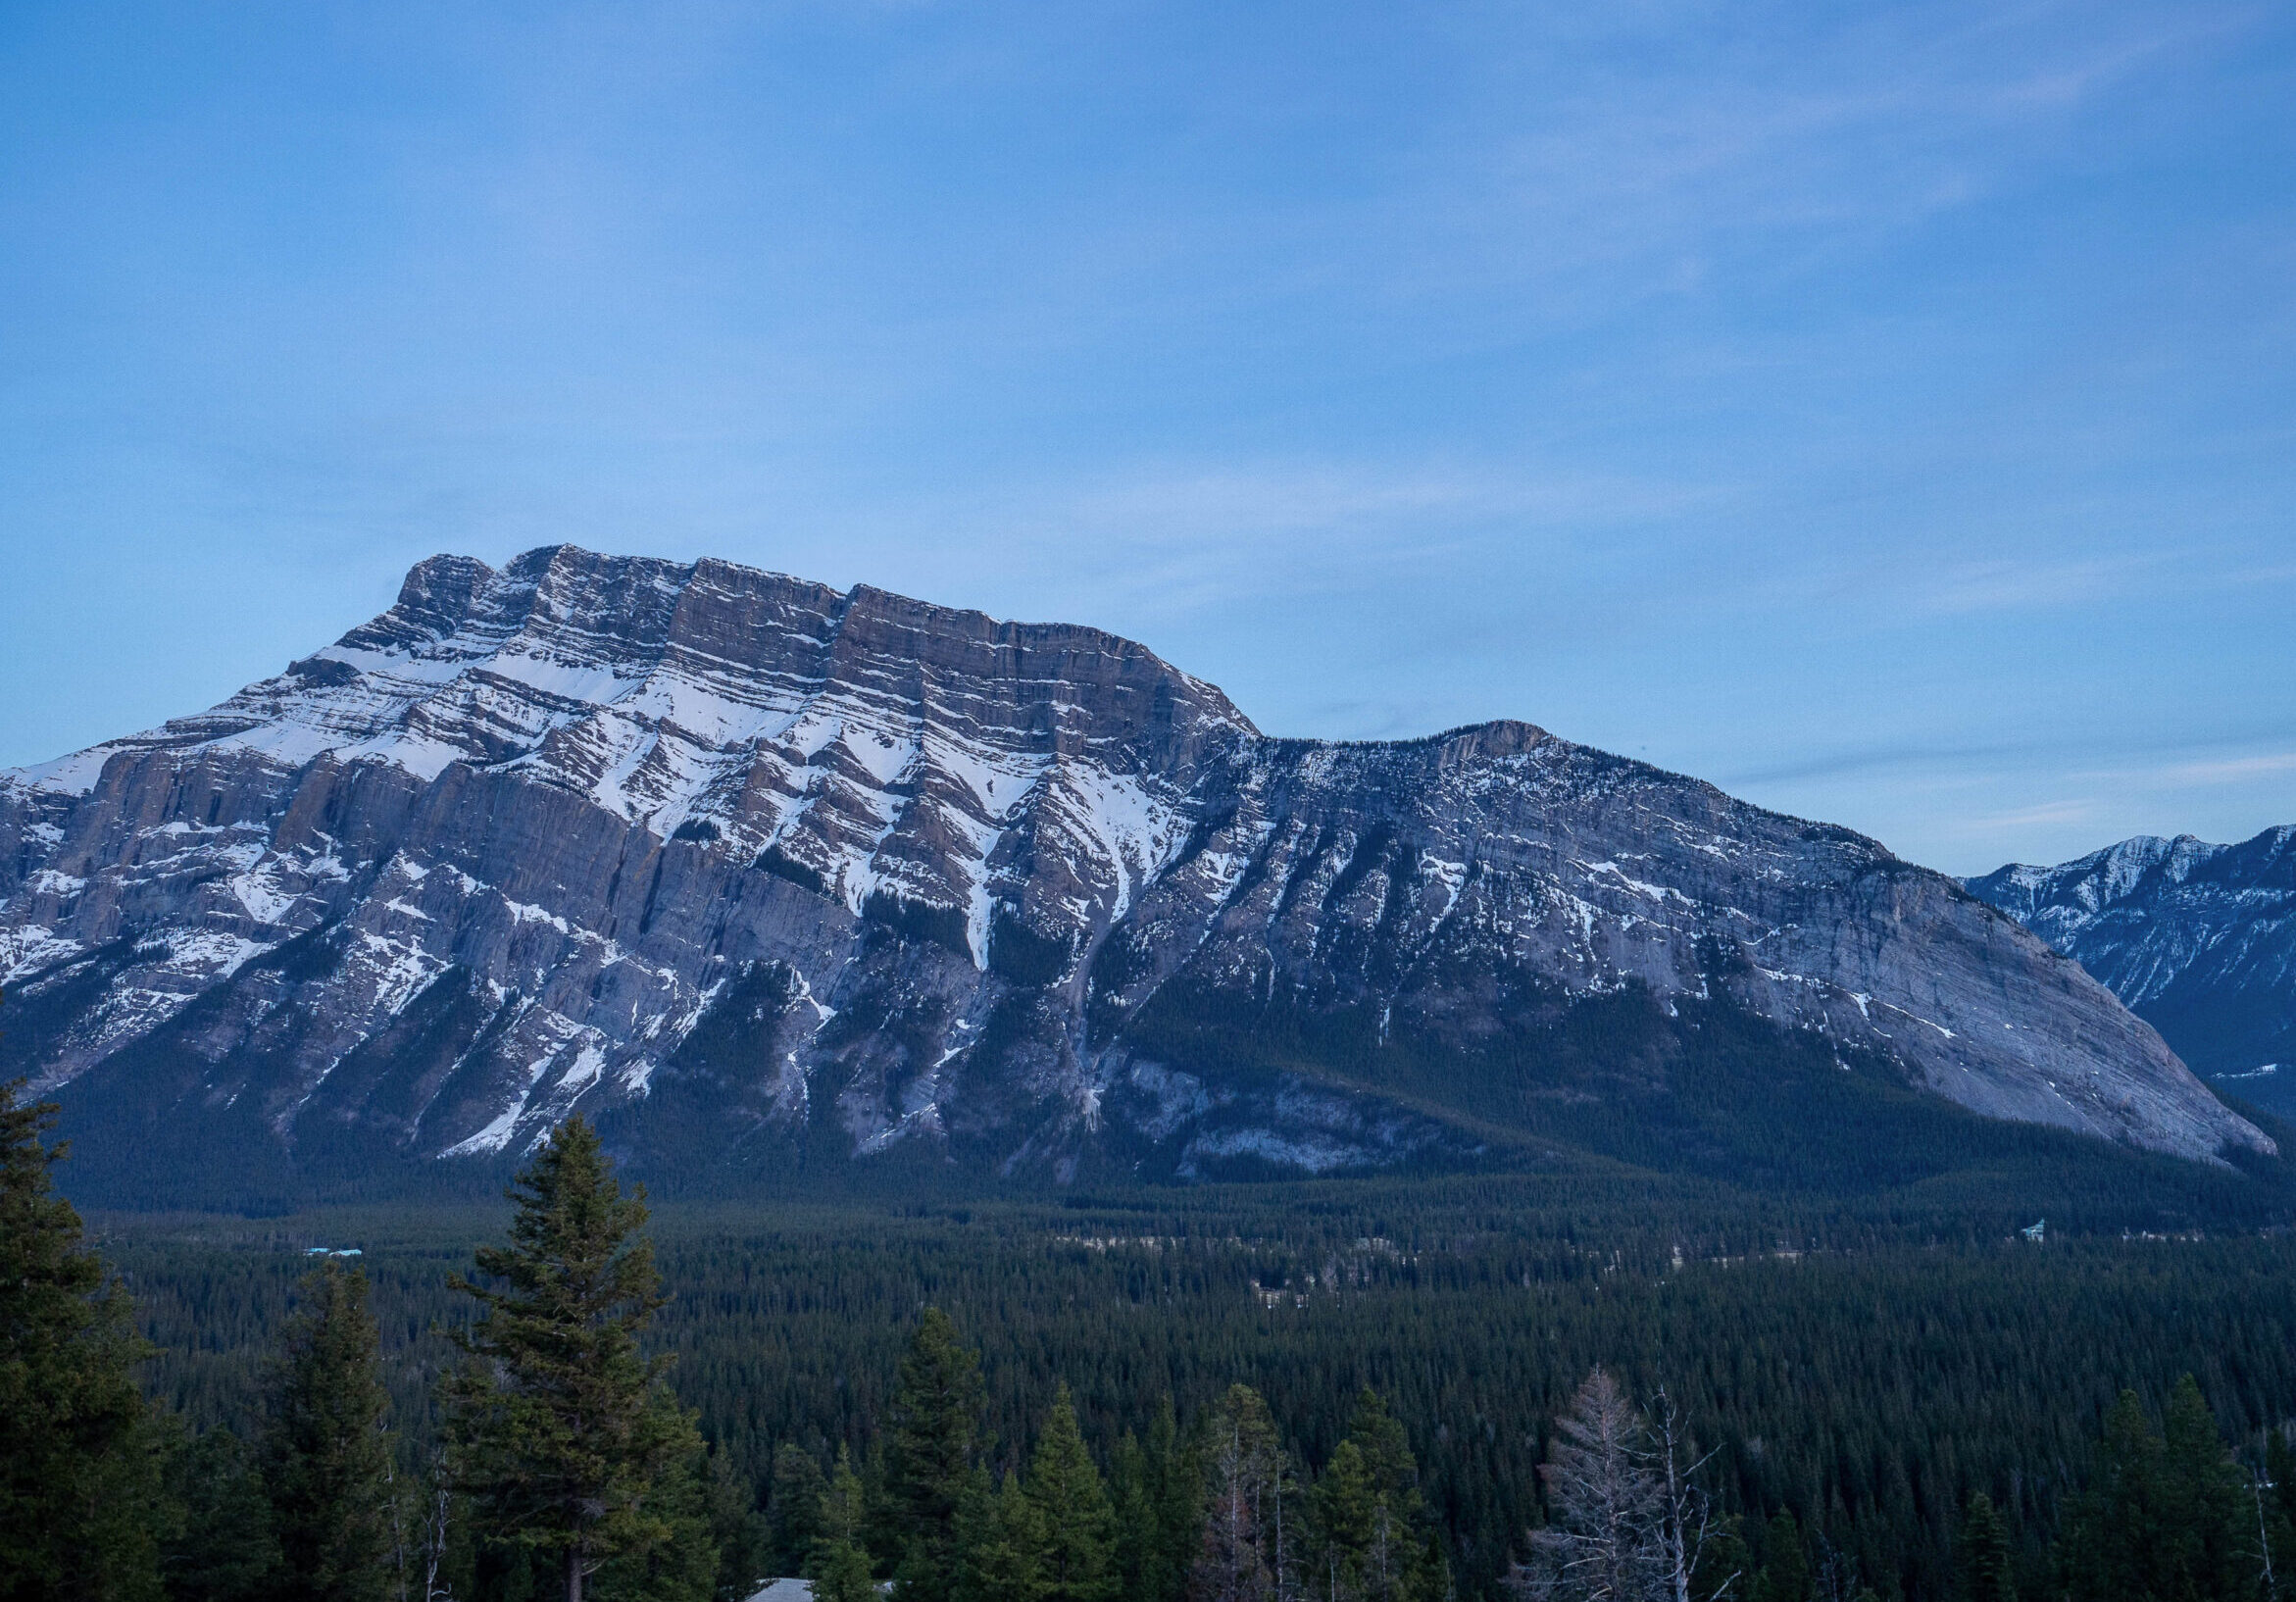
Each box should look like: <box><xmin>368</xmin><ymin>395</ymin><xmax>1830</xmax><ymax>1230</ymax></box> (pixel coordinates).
<box><xmin>589</xmin><ymin>1388</ymin><xmax>716</xmax><ymax>1602</ymax></box>
<box><xmin>262</xmin><ymin>1259</ymin><xmax>395</xmax><ymax>1602</ymax></box>
<box><xmin>810</xmin><ymin>1446</ymin><xmax>878</xmax><ymax>1602</ymax></box>
<box><xmin>766</xmin><ymin>1444</ymin><xmax>829</xmax><ymax>1576</ymax></box>
<box><xmin>1327</xmin><ymin>1389</ymin><xmax>1447</xmax><ymax>1602</ymax></box>
<box><xmin>1312</xmin><ymin>1437</ymin><xmax>1377</xmax><ymax>1601</ymax></box>
<box><xmin>954</xmin><ymin>1471</ymin><xmax>1047</xmax><ymax>1602</ymax></box>
<box><xmin>705</xmin><ymin>1445</ymin><xmax>773</xmax><ymax>1602</ymax></box>
<box><xmin>161</xmin><ymin>1427</ymin><xmax>280</xmax><ymax>1602</ymax></box>
<box><xmin>442</xmin><ymin>1116</ymin><xmax>692</xmax><ymax>1602</ymax></box>
<box><xmin>1027</xmin><ymin>1383</ymin><xmax>1118</xmax><ymax>1602</ymax></box>
<box><xmin>1953</xmin><ymin>1491</ymin><xmax>2015</xmax><ymax>1602</ymax></box>
<box><xmin>2058</xmin><ymin>1377</ymin><xmax>2255</xmax><ymax>1602</ymax></box>
<box><xmin>1748</xmin><ymin>1510</ymin><xmax>1809</xmax><ymax>1602</ymax></box>
<box><xmin>0</xmin><ymin>1071</ymin><xmax>162</xmax><ymax>1602</ymax></box>
<box><xmin>884</xmin><ymin>1307</ymin><xmax>988</xmax><ymax>1602</ymax></box>
<box><xmin>1113</xmin><ymin>1398</ymin><xmax>1197</xmax><ymax>1602</ymax></box>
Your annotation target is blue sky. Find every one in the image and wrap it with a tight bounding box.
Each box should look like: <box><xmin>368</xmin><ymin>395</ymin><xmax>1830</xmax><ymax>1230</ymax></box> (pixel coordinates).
<box><xmin>2</xmin><ymin>1</ymin><xmax>2290</xmax><ymax>876</ymax></box>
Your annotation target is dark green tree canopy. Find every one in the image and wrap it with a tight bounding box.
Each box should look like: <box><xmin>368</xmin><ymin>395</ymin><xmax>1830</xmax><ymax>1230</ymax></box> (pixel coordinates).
<box><xmin>810</xmin><ymin>1445</ymin><xmax>878</xmax><ymax>1602</ymax></box>
<box><xmin>442</xmin><ymin>1116</ymin><xmax>691</xmax><ymax>1602</ymax></box>
<box><xmin>1952</xmin><ymin>1491</ymin><xmax>2015</xmax><ymax>1602</ymax></box>
<box><xmin>262</xmin><ymin>1259</ymin><xmax>395</xmax><ymax>1602</ymax></box>
<box><xmin>885</xmin><ymin>1307</ymin><xmax>989</xmax><ymax>1602</ymax></box>
<box><xmin>2058</xmin><ymin>1377</ymin><xmax>2259</xmax><ymax>1602</ymax></box>
<box><xmin>1026</xmin><ymin>1382</ymin><xmax>1118</xmax><ymax>1602</ymax></box>
<box><xmin>766</xmin><ymin>1443</ymin><xmax>830</xmax><ymax>1577</ymax></box>
<box><xmin>0</xmin><ymin>1074</ymin><xmax>161</xmax><ymax>1602</ymax></box>
<box><xmin>160</xmin><ymin>1427</ymin><xmax>279</xmax><ymax>1602</ymax></box>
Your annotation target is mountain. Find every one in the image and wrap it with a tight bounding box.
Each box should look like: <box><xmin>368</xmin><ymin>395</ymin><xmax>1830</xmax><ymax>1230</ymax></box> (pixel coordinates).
<box><xmin>1969</xmin><ymin>829</ymin><xmax>2296</xmax><ymax>1118</ymax></box>
<box><xmin>0</xmin><ymin>546</ymin><xmax>2268</xmax><ymax>1205</ymax></box>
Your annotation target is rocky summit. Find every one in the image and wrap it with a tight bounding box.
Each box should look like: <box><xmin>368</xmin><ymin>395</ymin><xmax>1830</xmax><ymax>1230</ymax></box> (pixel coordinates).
<box><xmin>0</xmin><ymin>546</ymin><xmax>2268</xmax><ymax>1201</ymax></box>
<box><xmin>1970</xmin><ymin>828</ymin><xmax>2296</xmax><ymax>1116</ymax></box>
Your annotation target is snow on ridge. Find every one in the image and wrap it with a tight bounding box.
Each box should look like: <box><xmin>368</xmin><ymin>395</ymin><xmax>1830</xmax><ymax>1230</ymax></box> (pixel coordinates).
<box><xmin>438</xmin><ymin>1013</ymin><xmax>596</xmax><ymax>1157</ymax></box>
<box><xmin>6</xmin><ymin>744</ymin><xmax>126</xmax><ymax>796</ymax></box>
<box><xmin>1575</xmin><ymin>858</ymin><xmax>1694</xmax><ymax>906</ymax></box>
<box><xmin>7</xmin><ymin>550</ymin><xmax>1222</xmax><ymax>853</ymax></box>
<box><xmin>928</xmin><ymin>731</ymin><xmax>1053</xmax><ymax>821</ymax></box>
<box><xmin>2</xmin><ymin>928</ymin><xmax>83</xmax><ymax>982</ymax></box>
<box><xmin>1044</xmin><ymin>766</ymin><xmax>1190</xmax><ymax>922</ymax></box>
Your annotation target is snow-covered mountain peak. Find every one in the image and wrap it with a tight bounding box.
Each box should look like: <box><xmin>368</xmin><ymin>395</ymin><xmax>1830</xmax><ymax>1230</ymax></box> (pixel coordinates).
<box><xmin>0</xmin><ymin>548</ymin><xmax>2268</xmax><ymax>1196</ymax></box>
<box><xmin>1970</xmin><ymin>826</ymin><xmax>2296</xmax><ymax>1097</ymax></box>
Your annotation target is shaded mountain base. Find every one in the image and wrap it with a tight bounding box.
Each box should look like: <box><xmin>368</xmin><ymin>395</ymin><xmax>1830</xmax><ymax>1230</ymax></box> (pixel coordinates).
<box><xmin>1107</xmin><ymin>975</ymin><xmax>2292</xmax><ymax>1201</ymax></box>
<box><xmin>2143</xmin><ymin>991</ymin><xmax>2296</xmax><ymax>1121</ymax></box>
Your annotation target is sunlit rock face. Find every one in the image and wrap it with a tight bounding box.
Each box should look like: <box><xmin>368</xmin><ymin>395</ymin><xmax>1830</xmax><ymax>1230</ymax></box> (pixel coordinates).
<box><xmin>0</xmin><ymin>545</ymin><xmax>2266</xmax><ymax>1198</ymax></box>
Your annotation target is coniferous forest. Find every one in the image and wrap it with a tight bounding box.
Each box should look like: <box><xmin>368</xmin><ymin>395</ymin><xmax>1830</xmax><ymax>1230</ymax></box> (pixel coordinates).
<box><xmin>14</xmin><ymin>1066</ymin><xmax>2296</xmax><ymax>1601</ymax></box>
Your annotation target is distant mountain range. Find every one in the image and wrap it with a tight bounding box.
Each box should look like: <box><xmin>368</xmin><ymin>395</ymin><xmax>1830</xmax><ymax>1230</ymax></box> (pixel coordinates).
<box><xmin>1968</xmin><ymin>827</ymin><xmax>2296</xmax><ymax>1118</ymax></box>
<box><xmin>0</xmin><ymin>546</ymin><xmax>2270</xmax><ymax>1206</ymax></box>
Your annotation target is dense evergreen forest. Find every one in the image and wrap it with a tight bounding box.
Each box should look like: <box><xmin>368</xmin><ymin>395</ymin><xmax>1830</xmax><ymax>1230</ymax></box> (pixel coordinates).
<box><xmin>7</xmin><ymin>1052</ymin><xmax>2296</xmax><ymax>1602</ymax></box>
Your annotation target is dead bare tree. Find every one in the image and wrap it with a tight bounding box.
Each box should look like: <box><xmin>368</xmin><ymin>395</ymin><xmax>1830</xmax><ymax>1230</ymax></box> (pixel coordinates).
<box><xmin>1648</xmin><ymin>1388</ymin><xmax>1736</xmax><ymax>1602</ymax></box>
<box><xmin>421</xmin><ymin>1484</ymin><xmax>454</xmax><ymax>1602</ymax></box>
<box><xmin>1512</xmin><ymin>1372</ymin><xmax>1739</xmax><ymax>1602</ymax></box>
<box><xmin>1511</xmin><ymin>1368</ymin><xmax>1662</xmax><ymax>1602</ymax></box>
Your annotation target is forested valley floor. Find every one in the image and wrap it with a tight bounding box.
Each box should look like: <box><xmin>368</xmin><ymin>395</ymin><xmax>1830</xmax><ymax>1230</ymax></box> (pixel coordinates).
<box><xmin>87</xmin><ymin>1161</ymin><xmax>2296</xmax><ymax>1602</ymax></box>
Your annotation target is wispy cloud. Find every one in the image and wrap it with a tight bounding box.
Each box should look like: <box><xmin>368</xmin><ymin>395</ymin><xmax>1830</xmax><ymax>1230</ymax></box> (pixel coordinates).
<box><xmin>852</xmin><ymin>455</ymin><xmax>1723</xmax><ymax>623</ymax></box>
<box><xmin>1942</xmin><ymin>799</ymin><xmax>2102</xmax><ymax>835</ymax></box>
<box><xmin>1351</xmin><ymin>1</ymin><xmax>2263</xmax><ymax>325</ymax></box>
<box><xmin>2136</xmin><ymin>751</ymin><xmax>2296</xmax><ymax>787</ymax></box>
<box><xmin>1910</xmin><ymin>553</ymin><xmax>2171</xmax><ymax>615</ymax></box>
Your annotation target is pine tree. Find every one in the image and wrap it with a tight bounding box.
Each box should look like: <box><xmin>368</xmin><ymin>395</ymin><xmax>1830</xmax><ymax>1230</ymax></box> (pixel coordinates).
<box><xmin>957</xmin><ymin>1470</ymin><xmax>1048</xmax><ymax>1602</ymax></box>
<box><xmin>2054</xmin><ymin>1380</ymin><xmax>2256</xmax><ymax>1602</ymax></box>
<box><xmin>1749</xmin><ymin>1511</ymin><xmax>1809</xmax><ymax>1602</ymax></box>
<box><xmin>0</xmin><ymin>1073</ymin><xmax>163</xmax><ymax>1602</ymax></box>
<box><xmin>1312</xmin><ymin>1437</ymin><xmax>1375</xmax><ymax>1601</ymax></box>
<box><xmin>589</xmin><ymin>1389</ymin><xmax>718</xmax><ymax>1602</ymax></box>
<box><xmin>1027</xmin><ymin>1383</ymin><xmax>1118</xmax><ymax>1602</ymax></box>
<box><xmin>766</xmin><ymin>1444</ymin><xmax>829</xmax><ymax>1577</ymax></box>
<box><xmin>2156</xmin><ymin>1373</ymin><xmax>2252</xmax><ymax>1601</ymax></box>
<box><xmin>263</xmin><ymin>1259</ymin><xmax>396</xmax><ymax>1602</ymax></box>
<box><xmin>1953</xmin><ymin>1492</ymin><xmax>2015</xmax><ymax>1602</ymax></box>
<box><xmin>811</xmin><ymin>1446</ymin><xmax>878</xmax><ymax>1602</ymax></box>
<box><xmin>1347</xmin><ymin>1393</ymin><xmax>1417</xmax><ymax>1512</ymax></box>
<box><xmin>1115</xmin><ymin>1399</ymin><xmax>1197</xmax><ymax>1602</ymax></box>
<box><xmin>1340</xmin><ymin>1390</ymin><xmax>1442</xmax><ymax>1602</ymax></box>
<box><xmin>160</xmin><ymin>1427</ymin><xmax>280</xmax><ymax>1602</ymax></box>
<box><xmin>705</xmin><ymin>1446</ymin><xmax>771</xmax><ymax>1602</ymax></box>
<box><xmin>1116</xmin><ymin>1431</ymin><xmax>1158</xmax><ymax>1601</ymax></box>
<box><xmin>1689</xmin><ymin>1523</ymin><xmax>1752</xmax><ymax>1602</ymax></box>
<box><xmin>1191</xmin><ymin>1384</ymin><xmax>1290</xmax><ymax>1602</ymax></box>
<box><xmin>884</xmin><ymin>1307</ymin><xmax>989</xmax><ymax>1602</ymax></box>
<box><xmin>2060</xmin><ymin>1388</ymin><xmax>2163</xmax><ymax>1602</ymax></box>
<box><xmin>440</xmin><ymin>1116</ymin><xmax>688</xmax><ymax>1602</ymax></box>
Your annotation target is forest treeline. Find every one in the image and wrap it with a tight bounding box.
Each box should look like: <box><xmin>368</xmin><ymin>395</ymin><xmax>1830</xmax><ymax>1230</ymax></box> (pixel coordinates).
<box><xmin>13</xmin><ymin>1073</ymin><xmax>2296</xmax><ymax>1602</ymax></box>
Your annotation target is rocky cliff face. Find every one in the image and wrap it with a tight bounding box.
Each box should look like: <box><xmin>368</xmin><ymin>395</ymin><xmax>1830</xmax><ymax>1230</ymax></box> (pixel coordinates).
<box><xmin>0</xmin><ymin>546</ymin><xmax>2266</xmax><ymax>1200</ymax></box>
<box><xmin>1970</xmin><ymin>829</ymin><xmax>2296</xmax><ymax>1113</ymax></box>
